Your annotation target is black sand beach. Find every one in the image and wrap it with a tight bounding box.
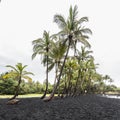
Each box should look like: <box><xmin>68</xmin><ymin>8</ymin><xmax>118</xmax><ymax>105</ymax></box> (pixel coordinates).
<box><xmin>0</xmin><ymin>95</ymin><xmax>120</xmax><ymax>120</ymax></box>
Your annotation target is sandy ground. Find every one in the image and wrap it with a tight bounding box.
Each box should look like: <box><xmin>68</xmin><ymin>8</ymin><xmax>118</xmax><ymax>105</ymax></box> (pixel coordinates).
<box><xmin>0</xmin><ymin>95</ymin><xmax>120</xmax><ymax>120</ymax></box>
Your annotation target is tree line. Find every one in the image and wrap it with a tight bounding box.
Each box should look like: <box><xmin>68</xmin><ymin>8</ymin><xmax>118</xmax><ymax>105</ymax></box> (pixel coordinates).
<box><xmin>0</xmin><ymin>69</ymin><xmax>117</xmax><ymax>96</ymax></box>
<box><xmin>0</xmin><ymin>71</ymin><xmax>53</xmax><ymax>95</ymax></box>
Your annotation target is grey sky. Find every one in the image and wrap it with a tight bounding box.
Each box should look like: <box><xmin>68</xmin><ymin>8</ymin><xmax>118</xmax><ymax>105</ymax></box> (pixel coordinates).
<box><xmin>0</xmin><ymin>0</ymin><xmax>120</xmax><ymax>86</ymax></box>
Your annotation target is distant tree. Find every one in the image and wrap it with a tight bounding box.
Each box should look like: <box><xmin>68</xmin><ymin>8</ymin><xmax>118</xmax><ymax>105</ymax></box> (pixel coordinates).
<box><xmin>0</xmin><ymin>78</ymin><xmax>17</xmax><ymax>95</ymax></box>
<box><xmin>103</xmin><ymin>75</ymin><xmax>111</xmax><ymax>94</ymax></box>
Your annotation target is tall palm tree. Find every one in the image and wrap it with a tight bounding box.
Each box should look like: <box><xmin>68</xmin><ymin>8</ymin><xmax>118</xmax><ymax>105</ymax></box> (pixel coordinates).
<box><xmin>6</xmin><ymin>63</ymin><xmax>34</xmax><ymax>100</ymax></box>
<box><xmin>45</xmin><ymin>5</ymin><xmax>92</xmax><ymax>101</ymax></box>
<box><xmin>32</xmin><ymin>31</ymin><xmax>52</xmax><ymax>99</ymax></box>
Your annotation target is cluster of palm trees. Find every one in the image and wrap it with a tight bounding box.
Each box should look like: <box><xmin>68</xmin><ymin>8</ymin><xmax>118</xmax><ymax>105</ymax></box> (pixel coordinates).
<box><xmin>32</xmin><ymin>5</ymin><xmax>108</xmax><ymax>101</ymax></box>
<box><xmin>5</xmin><ymin>5</ymin><xmax>113</xmax><ymax>103</ymax></box>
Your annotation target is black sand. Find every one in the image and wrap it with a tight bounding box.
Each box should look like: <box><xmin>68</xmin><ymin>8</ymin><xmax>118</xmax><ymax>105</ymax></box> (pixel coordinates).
<box><xmin>0</xmin><ymin>95</ymin><xmax>120</xmax><ymax>120</ymax></box>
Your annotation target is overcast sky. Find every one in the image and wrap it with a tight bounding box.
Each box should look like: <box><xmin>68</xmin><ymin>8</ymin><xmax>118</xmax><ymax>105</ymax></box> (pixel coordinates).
<box><xmin>0</xmin><ymin>0</ymin><xmax>120</xmax><ymax>86</ymax></box>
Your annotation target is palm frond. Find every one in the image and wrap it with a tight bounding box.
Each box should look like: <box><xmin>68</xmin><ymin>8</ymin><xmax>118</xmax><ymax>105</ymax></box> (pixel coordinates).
<box><xmin>33</xmin><ymin>45</ymin><xmax>44</xmax><ymax>53</ymax></box>
<box><xmin>78</xmin><ymin>17</ymin><xmax>89</xmax><ymax>25</ymax></box>
<box><xmin>69</xmin><ymin>5</ymin><xmax>78</xmax><ymax>30</ymax></box>
<box><xmin>32</xmin><ymin>38</ymin><xmax>43</xmax><ymax>45</ymax></box>
<box><xmin>22</xmin><ymin>71</ymin><xmax>34</xmax><ymax>76</ymax></box>
<box><xmin>32</xmin><ymin>52</ymin><xmax>37</xmax><ymax>60</ymax></box>
<box><xmin>6</xmin><ymin>65</ymin><xmax>19</xmax><ymax>73</ymax></box>
<box><xmin>22</xmin><ymin>76</ymin><xmax>32</xmax><ymax>83</ymax></box>
<box><xmin>48</xmin><ymin>63</ymin><xmax>55</xmax><ymax>72</ymax></box>
<box><xmin>80</xmin><ymin>28</ymin><xmax>92</xmax><ymax>35</ymax></box>
<box><xmin>85</xmin><ymin>50</ymin><xmax>93</xmax><ymax>55</ymax></box>
<box><xmin>77</xmin><ymin>36</ymin><xmax>91</xmax><ymax>48</ymax></box>
<box><xmin>16</xmin><ymin>63</ymin><xmax>23</xmax><ymax>71</ymax></box>
<box><xmin>54</xmin><ymin>14</ymin><xmax>67</xmax><ymax>29</ymax></box>
<box><xmin>22</xmin><ymin>65</ymin><xmax>28</xmax><ymax>71</ymax></box>
<box><xmin>42</xmin><ymin>55</ymin><xmax>48</xmax><ymax>66</ymax></box>
<box><xmin>73</xmin><ymin>5</ymin><xmax>78</xmax><ymax>20</ymax></box>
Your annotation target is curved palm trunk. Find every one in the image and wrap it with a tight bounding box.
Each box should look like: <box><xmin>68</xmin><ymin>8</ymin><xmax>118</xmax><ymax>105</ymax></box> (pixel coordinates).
<box><xmin>61</xmin><ymin>67</ymin><xmax>67</xmax><ymax>98</ymax></box>
<box><xmin>54</xmin><ymin>62</ymin><xmax>59</xmax><ymax>86</ymax></box>
<box><xmin>52</xmin><ymin>63</ymin><xmax>59</xmax><ymax>95</ymax></box>
<box><xmin>41</xmin><ymin>55</ymin><xmax>49</xmax><ymax>99</ymax></box>
<box><xmin>10</xmin><ymin>76</ymin><xmax>21</xmax><ymax>100</ymax></box>
<box><xmin>44</xmin><ymin>40</ymin><xmax>71</xmax><ymax>101</ymax></box>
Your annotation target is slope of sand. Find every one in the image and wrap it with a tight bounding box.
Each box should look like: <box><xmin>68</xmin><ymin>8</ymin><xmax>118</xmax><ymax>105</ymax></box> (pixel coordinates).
<box><xmin>0</xmin><ymin>95</ymin><xmax>120</xmax><ymax>120</ymax></box>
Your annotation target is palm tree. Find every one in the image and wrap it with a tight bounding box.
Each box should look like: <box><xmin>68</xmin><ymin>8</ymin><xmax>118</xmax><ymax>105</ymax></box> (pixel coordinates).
<box><xmin>85</xmin><ymin>58</ymin><xmax>97</xmax><ymax>93</ymax></box>
<box><xmin>64</xmin><ymin>58</ymin><xmax>78</xmax><ymax>96</ymax></box>
<box><xmin>32</xmin><ymin>31</ymin><xmax>53</xmax><ymax>99</ymax></box>
<box><xmin>73</xmin><ymin>46</ymin><xmax>93</xmax><ymax>95</ymax></box>
<box><xmin>103</xmin><ymin>75</ymin><xmax>111</xmax><ymax>94</ymax></box>
<box><xmin>6</xmin><ymin>63</ymin><xmax>34</xmax><ymax>100</ymax></box>
<box><xmin>48</xmin><ymin>41</ymin><xmax>66</xmax><ymax>85</ymax></box>
<box><xmin>45</xmin><ymin>5</ymin><xmax>92</xmax><ymax>101</ymax></box>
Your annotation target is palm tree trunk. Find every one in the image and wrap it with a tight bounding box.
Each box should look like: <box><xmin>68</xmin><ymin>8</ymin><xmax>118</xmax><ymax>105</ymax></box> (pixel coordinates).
<box><xmin>41</xmin><ymin>55</ymin><xmax>49</xmax><ymax>99</ymax></box>
<box><xmin>61</xmin><ymin>79</ymin><xmax>67</xmax><ymax>98</ymax></box>
<box><xmin>10</xmin><ymin>77</ymin><xmax>21</xmax><ymax>100</ymax></box>
<box><xmin>53</xmin><ymin>62</ymin><xmax>58</xmax><ymax>89</ymax></box>
<box><xmin>44</xmin><ymin>40</ymin><xmax>71</xmax><ymax>101</ymax></box>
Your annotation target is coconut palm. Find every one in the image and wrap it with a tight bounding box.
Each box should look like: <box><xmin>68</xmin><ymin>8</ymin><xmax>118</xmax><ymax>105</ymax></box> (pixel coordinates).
<box><xmin>48</xmin><ymin>41</ymin><xmax>67</xmax><ymax>85</ymax></box>
<box><xmin>32</xmin><ymin>31</ymin><xmax>53</xmax><ymax>99</ymax></box>
<box><xmin>42</xmin><ymin>41</ymin><xmax>66</xmax><ymax>100</ymax></box>
<box><xmin>64</xmin><ymin>58</ymin><xmax>78</xmax><ymax>96</ymax></box>
<box><xmin>102</xmin><ymin>75</ymin><xmax>111</xmax><ymax>94</ymax></box>
<box><xmin>73</xmin><ymin>46</ymin><xmax>93</xmax><ymax>95</ymax></box>
<box><xmin>44</xmin><ymin>5</ymin><xmax>92</xmax><ymax>101</ymax></box>
<box><xmin>6</xmin><ymin>63</ymin><xmax>34</xmax><ymax>100</ymax></box>
<box><xmin>85</xmin><ymin>58</ymin><xmax>96</xmax><ymax>93</ymax></box>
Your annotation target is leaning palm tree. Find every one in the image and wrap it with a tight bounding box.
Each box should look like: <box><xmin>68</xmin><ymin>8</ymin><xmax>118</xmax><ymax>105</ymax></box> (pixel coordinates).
<box><xmin>32</xmin><ymin>31</ymin><xmax>53</xmax><ymax>99</ymax></box>
<box><xmin>45</xmin><ymin>5</ymin><xmax>92</xmax><ymax>101</ymax></box>
<box><xmin>6</xmin><ymin>63</ymin><xmax>34</xmax><ymax>100</ymax></box>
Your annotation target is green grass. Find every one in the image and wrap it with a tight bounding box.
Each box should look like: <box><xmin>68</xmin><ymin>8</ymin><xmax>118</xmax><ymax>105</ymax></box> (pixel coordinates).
<box><xmin>0</xmin><ymin>94</ymin><xmax>57</xmax><ymax>99</ymax></box>
<box><xmin>0</xmin><ymin>94</ymin><xmax>42</xmax><ymax>99</ymax></box>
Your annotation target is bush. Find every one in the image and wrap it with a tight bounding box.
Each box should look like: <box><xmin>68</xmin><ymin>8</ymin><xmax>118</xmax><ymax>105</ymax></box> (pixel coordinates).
<box><xmin>0</xmin><ymin>79</ymin><xmax>17</xmax><ymax>95</ymax></box>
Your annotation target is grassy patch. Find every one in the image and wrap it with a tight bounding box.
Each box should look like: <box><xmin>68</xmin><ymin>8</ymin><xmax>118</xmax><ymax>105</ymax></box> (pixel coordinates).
<box><xmin>0</xmin><ymin>94</ymin><xmax>58</xmax><ymax>99</ymax></box>
<box><xmin>0</xmin><ymin>94</ymin><xmax>42</xmax><ymax>99</ymax></box>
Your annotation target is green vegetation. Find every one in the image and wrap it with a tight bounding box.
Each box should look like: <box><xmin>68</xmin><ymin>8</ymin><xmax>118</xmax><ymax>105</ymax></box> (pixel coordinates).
<box><xmin>0</xmin><ymin>5</ymin><xmax>118</xmax><ymax>101</ymax></box>
<box><xmin>0</xmin><ymin>94</ymin><xmax>57</xmax><ymax>99</ymax></box>
<box><xmin>5</xmin><ymin>63</ymin><xmax>34</xmax><ymax>100</ymax></box>
<box><xmin>0</xmin><ymin>94</ymin><xmax>41</xmax><ymax>99</ymax></box>
<box><xmin>0</xmin><ymin>73</ymin><xmax>53</xmax><ymax>95</ymax></box>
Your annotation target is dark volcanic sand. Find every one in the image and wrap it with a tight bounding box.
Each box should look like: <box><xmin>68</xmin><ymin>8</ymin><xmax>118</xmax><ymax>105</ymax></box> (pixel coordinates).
<box><xmin>0</xmin><ymin>95</ymin><xmax>120</xmax><ymax>120</ymax></box>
